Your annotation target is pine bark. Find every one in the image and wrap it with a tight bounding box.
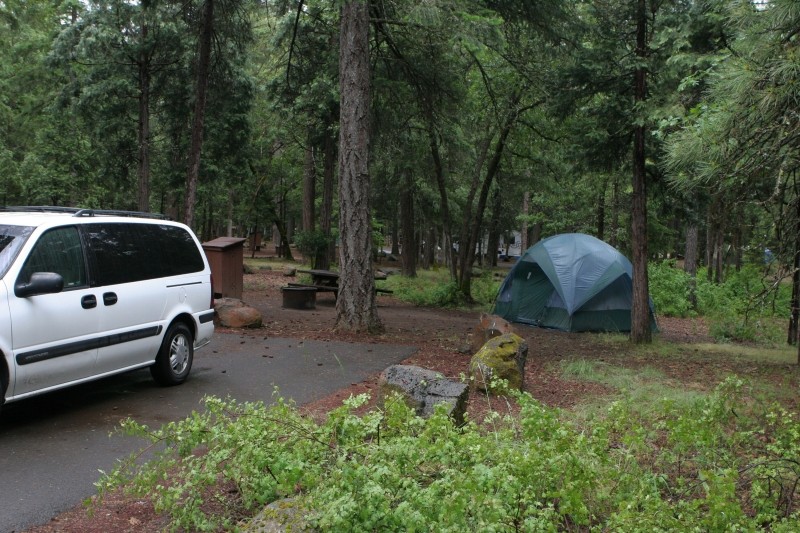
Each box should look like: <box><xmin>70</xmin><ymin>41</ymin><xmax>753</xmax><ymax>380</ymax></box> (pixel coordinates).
<box><xmin>137</xmin><ymin>44</ymin><xmax>151</xmax><ymax>212</ymax></box>
<box><xmin>302</xmin><ymin>139</ymin><xmax>316</xmax><ymax>232</ymax></box>
<box><xmin>685</xmin><ymin>224</ymin><xmax>699</xmax><ymax>310</ymax></box>
<box><xmin>790</xmin><ymin>193</ymin><xmax>800</xmax><ymax>350</ymax></box>
<box><xmin>400</xmin><ymin>169</ymin><xmax>417</xmax><ymax>277</ymax></box>
<box><xmin>335</xmin><ymin>0</ymin><xmax>382</xmax><ymax>333</ymax></box>
<box><xmin>521</xmin><ymin>190</ymin><xmax>530</xmax><ymax>253</ymax></box>
<box><xmin>183</xmin><ymin>0</ymin><xmax>213</xmax><ymax>228</ymax></box>
<box><xmin>630</xmin><ymin>0</ymin><xmax>652</xmax><ymax>343</ymax></box>
<box><xmin>319</xmin><ymin>126</ymin><xmax>336</xmax><ymax>270</ymax></box>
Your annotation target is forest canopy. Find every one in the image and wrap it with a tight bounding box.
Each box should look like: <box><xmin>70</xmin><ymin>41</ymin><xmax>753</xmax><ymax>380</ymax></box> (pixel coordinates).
<box><xmin>2</xmin><ymin>0</ymin><xmax>799</xmax><ymax>339</ymax></box>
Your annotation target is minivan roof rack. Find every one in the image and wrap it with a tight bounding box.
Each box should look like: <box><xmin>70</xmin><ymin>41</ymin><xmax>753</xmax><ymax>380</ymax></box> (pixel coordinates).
<box><xmin>0</xmin><ymin>206</ymin><xmax>172</xmax><ymax>220</ymax></box>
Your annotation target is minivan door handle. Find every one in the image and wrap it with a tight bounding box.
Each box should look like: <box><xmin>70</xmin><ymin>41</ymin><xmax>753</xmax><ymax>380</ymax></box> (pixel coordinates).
<box><xmin>103</xmin><ymin>292</ymin><xmax>118</xmax><ymax>306</ymax></box>
<box><xmin>81</xmin><ymin>295</ymin><xmax>97</xmax><ymax>309</ymax></box>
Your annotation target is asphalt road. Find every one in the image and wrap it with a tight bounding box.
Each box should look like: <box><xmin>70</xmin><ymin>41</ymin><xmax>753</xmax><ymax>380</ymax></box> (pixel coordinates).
<box><xmin>0</xmin><ymin>332</ymin><xmax>415</xmax><ymax>533</ymax></box>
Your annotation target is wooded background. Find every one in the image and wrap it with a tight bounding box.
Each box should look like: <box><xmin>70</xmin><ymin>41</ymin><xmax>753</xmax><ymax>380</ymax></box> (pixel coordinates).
<box><xmin>2</xmin><ymin>0</ymin><xmax>799</xmax><ymax>337</ymax></box>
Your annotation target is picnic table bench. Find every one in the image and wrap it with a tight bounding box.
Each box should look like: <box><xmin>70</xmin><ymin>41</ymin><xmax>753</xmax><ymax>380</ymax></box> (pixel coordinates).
<box><xmin>293</xmin><ymin>269</ymin><xmax>393</xmax><ymax>300</ymax></box>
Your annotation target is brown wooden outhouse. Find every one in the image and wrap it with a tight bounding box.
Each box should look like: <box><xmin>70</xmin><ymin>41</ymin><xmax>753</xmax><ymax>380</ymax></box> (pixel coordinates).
<box><xmin>202</xmin><ymin>237</ymin><xmax>247</xmax><ymax>299</ymax></box>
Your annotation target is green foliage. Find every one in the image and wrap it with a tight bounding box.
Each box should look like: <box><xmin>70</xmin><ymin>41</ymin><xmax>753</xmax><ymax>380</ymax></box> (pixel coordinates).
<box><xmin>697</xmin><ymin>265</ymin><xmax>791</xmax><ymax>345</ymax></box>
<box><xmin>471</xmin><ymin>272</ymin><xmax>502</xmax><ymax>308</ymax></box>
<box><xmin>648</xmin><ymin>261</ymin><xmax>792</xmax><ymax>345</ymax></box>
<box><xmin>707</xmin><ymin>316</ymin><xmax>786</xmax><ymax>346</ymax></box>
<box><xmin>383</xmin><ymin>269</ymin><xmax>499</xmax><ymax>309</ymax></box>
<box><xmin>389</xmin><ymin>276</ymin><xmax>466</xmax><ymax>308</ymax></box>
<box><xmin>648</xmin><ymin>261</ymin><xmax>695</xmax><ymax>318</ymax></box>
<box><xmin>293</xmin><ymin>229</ymin><xmax>332</xmax><ymax>269</ymax></box>
<box><xmin>99</xmin><ymin>378</ymin><xmax>800</xmax><ymax>531</ymax></box>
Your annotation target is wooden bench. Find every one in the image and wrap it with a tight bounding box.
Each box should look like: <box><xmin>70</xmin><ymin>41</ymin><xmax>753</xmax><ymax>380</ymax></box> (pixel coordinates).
<box><xmin>287</xmin><ymin>282</ymin><xmax>393</xmax><ymax>297</ymax></box>
<box><xmin>287</xmin><ymin>282</ymin><xmax>338</xmax><ymax>294</ymax></box>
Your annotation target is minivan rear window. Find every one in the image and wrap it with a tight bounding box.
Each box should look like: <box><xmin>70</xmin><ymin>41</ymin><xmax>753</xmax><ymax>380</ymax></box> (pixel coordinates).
<box><xmin>86</xmin><ymin>222</ymin><xmax>205</xmax><ymax>286</ymax></box>
<box><xmin>0</xmin><ymin>225</ymin><xmax>35</xmax><ymax>278</ymax></box>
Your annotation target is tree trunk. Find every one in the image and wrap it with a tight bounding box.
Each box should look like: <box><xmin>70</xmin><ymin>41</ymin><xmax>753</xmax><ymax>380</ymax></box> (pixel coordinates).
<box><xmin>136</xmin><ymin>25</ymin><xmax>151</xmax><ymax>212</ymax></box>
<box><xmin>609</xmin><ymin>174</ymin><xmax>620</xmax><ymax>248</ymax></box>
<box><xmin>714</xmin><ymin>224</ymin><xmax>724</xmax><ymax>283</ymax></box>
<box><xmin>390</xmin><ymin>209</ymin><xmax>400</xmax><ymax>256</ymax></box>
<box><xmin>790</xmin><ymin>193</ymin><xmax>800</xmax><ymax>349</ymax></box>
<box><xmin>420</xmin><ymin>224</ymin><xmax>433</xmax><ymax>269</ymax></box>
<box><xmin>531</xmin><ymin>222</ymin><xmax>542</xmax><ymax>246</ymax></box>
<box><xmin>273</xmin><ymin>217</ymin><xmax>293</xmax><ymax>261</ymax></box>
<box><xmin>706</xmin><ymin>212</ymin><xmax>714</xmax><ymax>282</ymax></box>
<box><xmin>302</xmin><ymin>137</ymin><xmax>316</xmax><ymax>232</ymax></box>
<box><xmin>400</xmin><ymin>169</ymin><xmax>417</xmax><ymax>277</ymax></box>
<box><xmin>426</xmin><ymin>112</ymin><xmax>455</xmax><ymax>278</ymax></box>
<box><xmin>685</xmin><ymin>224</ymin><xmax>698</xmax><ymax>310</ymax></box>
<box><xmin>630</xmin><ymin>0</ymin><xmax>652</xmax><ymax>344</ymax></box>
<box><xmin>487</xmin><ymin>188</ymin><xmax>501</xmax><ymax>268</ymax></box>
<box><xmin>457</xmin><ymin>95</ymin><xmax>520</xmax><ymax>299</ymax></box>
<box><xmin>596</xmin><ymin>176</ymin><xmax>607</xmax><ymax>241</ymax></box>
<box><xmin>521</xmin><ymin>190</ymin><xmax>530</xmax><ymax>253</ymax></box>
<box><xmin>183</xmin><ymin>0</ymin><xmax>213</xmax><ymax>228</ymax></box>
<box><xmin>319</xmin><ymin>125</ymin><xmax>336</xmax><ymax>270</ymax></box>
<box><xmin>335</xmin><ymin>0</ymin><xmax>381</xmax><ymax>333</ymax></box>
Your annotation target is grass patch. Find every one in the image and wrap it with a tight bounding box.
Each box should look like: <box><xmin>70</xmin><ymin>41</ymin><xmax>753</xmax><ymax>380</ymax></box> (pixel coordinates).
<box><xmin>690</xmin><ymin>342</ymin><xmax>796</xmax><ymax>364</ymax></box>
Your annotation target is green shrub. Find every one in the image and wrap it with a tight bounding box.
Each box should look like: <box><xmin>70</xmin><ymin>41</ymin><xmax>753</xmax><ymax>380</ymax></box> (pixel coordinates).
<box><xmin>696</xmin><ymin>265</ymin><xmax>792</xmax><ymax>319</ymax></box>
<box><xmin>388</xmin><ymin>276</ymin><xmax>466</xmax><ymax>307</ymax></box>
<box><xmin>648</xmin><ymin>261</ymin><xmax>793</xmax><ymax>323</ymax></box>
<box><xmin>293</xmin><ymin>229</ymin><xmax>332</xmax><ymax>269</ymax></box>
<box><xmin>648</xmin><ymin>261</ymin><xmax>694</xmax><ymax>317</ymax></box>
<box><xmin>383</xmin><ymin>269</ymin><xmax>500</xmax><ymax>310</ymax></box>
<box><xmin>471</xmin><ymin>272</ymin><xmax>502</xmax><ymax>308</ymax></box>
<box><xmin>708</xmin><ymin>315</ymin><xmax>787</xmax><ymax>345</ymax></box>
<box><xmin>99</xmin><ymin>380</ymin><xmax>800</xmax><ymax>532</ymax></box>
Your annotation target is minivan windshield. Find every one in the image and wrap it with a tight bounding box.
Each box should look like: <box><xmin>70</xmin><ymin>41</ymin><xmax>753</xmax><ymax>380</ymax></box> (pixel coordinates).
<box><xmin>0</xmin><ymin>225</ymin><xmax>35</xmax><ymax>278</ymax></box>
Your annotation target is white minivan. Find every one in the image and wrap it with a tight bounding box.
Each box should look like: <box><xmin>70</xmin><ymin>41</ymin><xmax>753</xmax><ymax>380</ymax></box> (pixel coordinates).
<box><xmin>0</xmin><ymin>207</ymin><xmax>215</xmax><ymax>409</ymax></box>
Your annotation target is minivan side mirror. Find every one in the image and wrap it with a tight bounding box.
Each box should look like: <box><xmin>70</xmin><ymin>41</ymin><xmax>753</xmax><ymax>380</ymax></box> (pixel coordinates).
<box><xmin>15</xmin><ymin>272</ymin><xmax>64</xmax><ymax>298</ymax></box>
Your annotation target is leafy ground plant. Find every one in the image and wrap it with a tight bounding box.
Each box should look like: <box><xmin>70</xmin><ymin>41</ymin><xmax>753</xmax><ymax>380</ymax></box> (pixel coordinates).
<box><xmin>98</xmin><ymin>379</ymin><xmax>800</xmax><ymax>532</ymax></box>
<box><xmin>383</xmin><ymin>269</ymin><xmax>500</xmax><ymax>309</ymax></box>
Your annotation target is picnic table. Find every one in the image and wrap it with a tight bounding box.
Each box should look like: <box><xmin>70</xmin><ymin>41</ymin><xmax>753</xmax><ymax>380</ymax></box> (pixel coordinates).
<box><xmin>298</xmin><ymin>269</ymin><xmax>341</xmax><ymax>287</ymax></box>
<box><xmin>291</xmin><ymin>269</ymin><xmax>392</xmax><ymax>300</ymax></box>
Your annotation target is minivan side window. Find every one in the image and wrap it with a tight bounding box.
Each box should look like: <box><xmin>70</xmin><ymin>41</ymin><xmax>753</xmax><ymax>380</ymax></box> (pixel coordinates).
<box><xmin>19</xmin><ymin>226</ymin><xmax>87</xmax><ymax>289</ymax></box>
<box><xmin>145</xmin><ymin>224</ymin><xmax>205</xmax><ymax>277</ymax></box>
<box><xmin>86</xmin><ymin>223</ymin><xmax>204</xmax><ymax>286</ymax></box>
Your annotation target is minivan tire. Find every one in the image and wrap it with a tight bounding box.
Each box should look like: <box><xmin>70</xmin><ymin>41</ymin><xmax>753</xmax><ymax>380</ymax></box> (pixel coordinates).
<box><xmin>150</xmin><ymin>322</ymin><xmax>194</xmax><ymax>386</ymax></box>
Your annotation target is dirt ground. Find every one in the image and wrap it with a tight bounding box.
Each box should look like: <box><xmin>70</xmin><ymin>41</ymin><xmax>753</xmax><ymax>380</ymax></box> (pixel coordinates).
<box><xmin>23</xmin><ymin>267</ymin><xmax>798</xmax><ymax>532</ymax></box>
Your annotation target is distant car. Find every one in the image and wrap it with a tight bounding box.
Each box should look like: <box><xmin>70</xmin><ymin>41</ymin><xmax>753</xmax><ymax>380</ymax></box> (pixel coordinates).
<box><xmin>0</xmin><ymin>207</ymin><xmax>215</xmax><ymax>411</ymax></box>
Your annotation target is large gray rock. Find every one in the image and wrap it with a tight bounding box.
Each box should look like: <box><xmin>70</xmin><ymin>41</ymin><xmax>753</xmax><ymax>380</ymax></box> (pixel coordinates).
<box><xmin>378</xmin><ymin>365</ymin><xmax>469</xmax><ymax>424</ymax></box>
<box><xmin>469</xmin><ymin>333</ymin><xmax>528</xmax><ymax>392</ymax></box>
<box><xmin>214</xmin><ymin>298</ymin><xmax>263</xmax><ymax>328</ymax></box>
<box><xmin>242</xmin><ymin>497</ymin><xmax>313</xmax><ymax>532</ymax></box>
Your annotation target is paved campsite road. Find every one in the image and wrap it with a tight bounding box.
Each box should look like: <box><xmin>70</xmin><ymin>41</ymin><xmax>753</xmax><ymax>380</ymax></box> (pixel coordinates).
<box><xmin>0</xmin><ymin>332</ymin><xmax>415</xmax><ymax>533</ymax></box>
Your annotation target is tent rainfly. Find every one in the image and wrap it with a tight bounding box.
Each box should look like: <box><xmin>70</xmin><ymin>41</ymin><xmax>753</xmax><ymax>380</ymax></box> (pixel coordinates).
<box><xmin>493</xmin><ymin>233</ymin><xmax>657</xmax><ymax>333</ymax></box>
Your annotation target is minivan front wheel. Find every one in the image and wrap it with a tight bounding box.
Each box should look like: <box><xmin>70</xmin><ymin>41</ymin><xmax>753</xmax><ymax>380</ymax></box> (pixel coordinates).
<box><xmin>151</xmin><ymin>322</ymin><xmax>193</xmax><ymax>386</ymax></box>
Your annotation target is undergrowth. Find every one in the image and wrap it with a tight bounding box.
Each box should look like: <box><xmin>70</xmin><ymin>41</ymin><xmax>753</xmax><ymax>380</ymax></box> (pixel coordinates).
<box><xmin>98</xmin><ymin>378</ymin><xmax>800</xmax><ymax>531</ymax></box>
<box><xmin>649</xmin><ymin>262</ymin><xmax>793</xmax><ymax>345</ymax></box>
<box><xmin>383</xmin><ymin>269</ymin><xmax>499</xmax><ymax>309</ymax></box>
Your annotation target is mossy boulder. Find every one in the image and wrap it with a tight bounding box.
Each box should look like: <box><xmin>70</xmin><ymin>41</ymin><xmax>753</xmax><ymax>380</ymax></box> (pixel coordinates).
<box><xmin>469</xmin><ymin>333</ymin><xmax>528</xmax><ymax>392</ymax></box>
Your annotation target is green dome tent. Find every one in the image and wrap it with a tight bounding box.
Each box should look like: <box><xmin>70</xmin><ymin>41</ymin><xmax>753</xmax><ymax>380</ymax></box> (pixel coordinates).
<box><xmin>493</xmin><ymin>233</ymin><xmax>657</xmax><ymax>332</ymax></box>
